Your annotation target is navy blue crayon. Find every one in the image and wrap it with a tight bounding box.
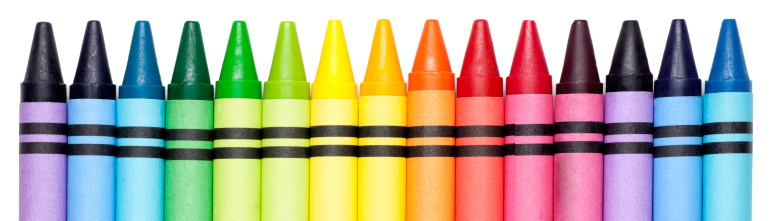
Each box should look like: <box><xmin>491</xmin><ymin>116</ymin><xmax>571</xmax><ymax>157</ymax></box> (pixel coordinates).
<box><xmin>116</xmin><ymin>21</ymin><xmax>165</xmax><ymax>221</ymax></box>
<box><xmin>67</xmin><ymin>20</ymin><xmax>117</xmax><ymax>221</ymax></box>
<box><xmin>652</xmin><ymin>19</ymin><xmax>702</xmax><ymax>221</ymax></box>
<box><xmin>703</xmin><ymin>19</ymin><xmax>752</xmax><ymax>221</ymax></box>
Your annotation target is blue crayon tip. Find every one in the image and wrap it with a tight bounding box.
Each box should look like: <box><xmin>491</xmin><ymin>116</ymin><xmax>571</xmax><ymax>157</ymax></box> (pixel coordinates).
<box><xmin>706</xmin><ymin>19</ymin><xmax>751</xmax><ymax>93</ymax></box>
<box><xmin>654</xmin><ymin>19</ymin><xmax>701</xmax><ymax>98</ymax></box>
<box><xmin>119</xmin><ymin>21</ymin><xmax>164</xmax><ymax>99</ymax></box>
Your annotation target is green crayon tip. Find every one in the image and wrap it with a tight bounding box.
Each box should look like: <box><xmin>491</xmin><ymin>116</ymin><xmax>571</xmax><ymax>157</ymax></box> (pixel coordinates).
<box><xmin>216</xmin><ymin>21</ymin><xmax>261</xmax><ymax>99</ymax></box>
<box><xmin>169</xmin><ymin>21</ymin><xmax>214</xmax><ymax>100</ymax></box>
<box><xmin>265</xmin><ymin>21</ymin><xmax>310</xmax><ymax>100</ymax></box>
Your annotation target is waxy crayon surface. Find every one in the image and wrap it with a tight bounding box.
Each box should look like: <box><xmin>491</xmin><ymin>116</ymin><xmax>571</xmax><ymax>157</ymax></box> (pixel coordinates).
<box><xmin>20</xmin><ymin>22</ymin><xmax>67</xmax><ymax>221</ymax></box>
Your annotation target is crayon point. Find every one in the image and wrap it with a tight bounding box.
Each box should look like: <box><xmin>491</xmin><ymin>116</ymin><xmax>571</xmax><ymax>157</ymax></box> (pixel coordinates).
<box><xmin>411</xmin><ymin>19</ymin><xmax>452</xmax><ymax>73</ymax></box>
<box><xmin>657</xmin><ymin>19</ymin><xmax>699</xmax><ymax>80</ymax></box>
<box><xmin>557</xmin><ymin>20</ymin><xmax>602</xmax><ymax>94</ymax></box>
<box><xmin>219</xmin><ymin>21</ymin><xmax>258</xmax><ymax>81</ymax></box>
<box><xmin>362</xmin><ymin>19</ymin><xmax>406</xmax><ymax>96</ymax></box>
<box><xmin>24</xmin><ymin>22</ymin><xmax>63</xmax><ymax>84</ymax></box>
<box><xmin>609</xmin><ymin>20</ymin><xmax>650</xmax><ymax>75</ymax></box>
<box><xmin>460</xmin><ymin>19</ymin><xmax>499</xmax><ymax>77</ymax></box>
<box><xmin>269</xmin><ymin>21</ymin><xmax>306</xmax><ymax>82</ymax></box>
<box><xmin>706</xmin><ymin>19</ymin><xmax>751</xmax><ymax>93</ymax></box>
<box><xmin>171</xmin><ymin>21</ymin><xmax>210</xmax><ymax>85</ymax></box>
<box><xmin>74</xmin><ymin>20</ymin><xmax>112</xmax><ymax>84</ymax></box>
<box><xmin>312</xmin><ymin>20</ymin><xmax>356</xmax><ymax>99</ymax></box>
<box><xmin>506</xmin><ymin>20</ymin><xmax>551</xmax><ymax>95</ymax></box>
<box><xmin>122</xmin><ymin>21</ymin><xmax>161</xmax><ymax>86</ymax></box>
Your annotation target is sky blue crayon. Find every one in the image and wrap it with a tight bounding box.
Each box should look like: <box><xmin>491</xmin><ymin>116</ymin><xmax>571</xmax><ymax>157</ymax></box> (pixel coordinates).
<box><xmin>116</xmin><ymin>21</ymin><xmax>165</xmax><ymax>221</ymax></box>
<box><xmin>653</xmin><ymin>19</ymin><xmax>702</xmax><ymax>221</ymax></box>
<box><xmin>67</xmin><ymin>20</ymin><xmax>117</xmax><ymax>221</ymax></box>
<box><xmin>703</xmin><ymin>19</ymin><xmax>752</xmax><ymax>221</ymax></box>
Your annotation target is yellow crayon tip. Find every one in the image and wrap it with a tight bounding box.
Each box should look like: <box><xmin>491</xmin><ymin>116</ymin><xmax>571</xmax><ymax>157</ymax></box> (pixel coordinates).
<box><xmin>312</xmin><ymin>20</ymin><xmax>357</xmax><ymax>99</ymax></box>
<box><xmin>361</xmin><ymin>19</ymin><xmax>407</xmax><ymax>97</ymax></box>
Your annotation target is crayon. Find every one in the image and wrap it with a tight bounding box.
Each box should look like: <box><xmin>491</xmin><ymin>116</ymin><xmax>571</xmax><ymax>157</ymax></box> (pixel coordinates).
<box><xmin>652</xmin><ymin>19</ymin><xmax>702</xmax><ymax>221</ymax></box>
<box><xmin>309</xmin><ymin>20</ymin><xmax>358</xmax><ymax>221</ymax></box>
<box><xmin>553</xmin><ymin>20</ymin><xmax>604</xmax><ymax>221</ymax></box>
<box><xmin>165</xmin><ymin>21</ymin><xmax>214</xmax><ymax>221</ymax></box>
<box><xmin>703</xmin><ymin>19</ymin><xmax>752</xmax><ymax>221</ymax></box>
<box><xmin>358</xmin><ymin>19</ymin><xmax>407</xmax><ymax>221</ymax></box>
<box><xmin>504</xmin><ymin>20</ymin><xmax>553</xmax><ymax>221</ymax></box>
<box><xmin>19</xmin><ymin>22</ymin><xmax>67</xmax><ymax>221</ymax></box>
<box><xmin>67</xmin><ymin>20</ymin><xmax>117</xmax><ymax>221</ymax></box>
<box><xmin>261</xmin><ymin>21</ymin><xmax>310</xmax><ymax>221</ymax></box>
<box><xmin>116</xmin><ymin>21</ymin><xmax>165</xmax><ymax>221</ymax></box>
<box><xmin>213</xmin><ymin>21</ymin><xmax>262</xmax><ymax>221</ymax></box>
<box><xmin>455</xmin><ymin>19</ymin><xmax>503</xmax><ymax>221</ymax></box>
<box><xmin>603</xmin><ymin>20</ymin><xmax>654</xmax><ymax>221</ymax></box>
<box><xmin>406</xmin><ymin>19</ymin><xmax>455</xmax><ymax>221</ymax></box>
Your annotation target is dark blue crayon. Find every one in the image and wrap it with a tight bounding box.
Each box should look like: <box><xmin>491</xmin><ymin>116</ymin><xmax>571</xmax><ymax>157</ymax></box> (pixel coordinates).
<box><xmin>703</xmin><ymin>19</ymin><xmax>752</xmax><ymax>221</ymax></box>
<box><xmin>116</xmin><ymin>21</ymin><xmax>165</xmax><ymax>221</ymax></box>
<box><xmin>67</xmin><ymin>20</ymin><xmax>117</xmax><ymax>221</ymax></box>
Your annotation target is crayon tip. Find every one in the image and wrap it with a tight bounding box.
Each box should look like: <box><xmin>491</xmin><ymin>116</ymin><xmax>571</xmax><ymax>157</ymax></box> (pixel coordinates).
<box><xmin>411</xmin><ymin>19</ymin><xmax>452</xmax><ymax>73</ymax></box>
<box><xmin>265</xmin><ymin>21</ymin><xmax>310</xmax><ymax>100</ymax></box>
<box><xmin>506</xmin><ymin>20</ymin><xmax>552</xmax><ymax>95</ymax></box>
<box><xmin>657</xmin><ymin>19</ymin><xmax>699</xmax><ymax>80</ymax></box>
<box><xmin>74</xmin><ymin>20</ymin><xmax>112</xmax><ymax>84</ymax></box>
<box><xmin>24</xmin><ymin>22</ymin><xmax>63</xmax><ymax>84</ymax></box>
<box><xmin>311</xmin><ymin>20</ymin><xmax>356</xmax><ymax>99</ymax></box>
<box><xmin>557</xmin><ymin>20</ymin><xmax>602</xmax><ymax>94</ymax></box>
<box><xmin>460</xmin><ymin>19</ymin><xmax>499</xmax><ymax>77</ymax></box>
<box><xmin>171</xmin><ymin>21</ymin><xmax>211</xmax><ymax>85</ymax></box>
<box><xmin>122</xmin><ymin>21</ymin><xmax>161</xmax><ymax>86</ymax></box>
<box><xmin>706</xmin><ymin>19</ymin><xmax>751</xmax><ymax>93</ymax></box>
<box><xmin>609</xmin><ymin>20</ymin><xmax>650</xmax><ymax>75</ymax></box>
<box><xmin>220</xmin><ymin>21</ymin><xmax>258</xmax><ymax>81</ymax></box>
<box><xmin>361</xmin><ymin>19</ymin><xmax>406</xmax><ymax>96</ymax></box>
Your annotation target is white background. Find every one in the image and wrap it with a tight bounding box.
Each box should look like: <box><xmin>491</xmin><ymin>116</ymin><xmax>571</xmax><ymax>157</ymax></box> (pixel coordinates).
<box><xmin>1</xmin><ymin>0</ymin><xmax>771</xmax><ymax>219</ymax></box>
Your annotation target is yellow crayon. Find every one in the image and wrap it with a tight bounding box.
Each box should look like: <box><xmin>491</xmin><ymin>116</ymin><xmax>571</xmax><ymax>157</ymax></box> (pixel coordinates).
<box><xmin>310</xmin><ymin>20</ymin><xmax>358</xmax><ymax>221</ymax></box>
<box><xmin>358</xmin><ymin>19</ymin><xmax>407</xmax><ymax>221</ymax></box>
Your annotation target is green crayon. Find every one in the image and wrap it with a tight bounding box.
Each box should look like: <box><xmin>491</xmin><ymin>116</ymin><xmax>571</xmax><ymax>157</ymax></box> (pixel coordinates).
<box><xmin>261</xmin><ymin>21</ymin><xmax>311</xmax><ymax>221</ymax></box>
<box><xmin>213</xmin><ymin>21</ymin><xmax>262</xmax><ymax>221</ymax></box>
<box><xmin>165</xmin><ymin>21</ymin><xmax>214</xmax><ymax>221</ymax></box>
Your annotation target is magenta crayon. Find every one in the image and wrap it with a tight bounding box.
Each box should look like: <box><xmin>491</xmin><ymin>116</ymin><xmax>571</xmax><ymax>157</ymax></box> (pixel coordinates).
<box><xmin>20</xmin><ymin>22</ymin><xmax>67</xmax><ymax>221</ymax></box>
<box><xmin>553</xmin><ymin>20</ymin><xmax>604</xmax><ymax>220</ymax></box>
<box><xmin>504</xmin><ymin>20</ymin><xmax>553</xmax><ymax>221</ymax></box>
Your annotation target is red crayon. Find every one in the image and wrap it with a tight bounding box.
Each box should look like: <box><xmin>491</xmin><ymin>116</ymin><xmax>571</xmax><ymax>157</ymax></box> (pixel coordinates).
<box><xmin>455</xmin><ymin>19</ymin><xmax>504</xmax><ymax>221</ymax></box>
<box><xmin>504</xmin><ymin>20</ymin><xmax>554</xmax><ymax>221</ymax></box>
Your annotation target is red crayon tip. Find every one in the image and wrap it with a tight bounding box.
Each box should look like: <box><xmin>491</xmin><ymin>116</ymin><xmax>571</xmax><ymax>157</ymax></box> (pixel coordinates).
<box><xmin>409</xmin><ymin>19</ymin><xmax>455</xmax><ymax>91</ymax></box>
<box><xmin>458</xmin><ymin>19</ymin><xmax>502</xmax><ymax>97</ymax></box>
<box><xmin>507</xmin><ymin>20</ymin><xmax>552</xmax><ymax>95</ymax></box>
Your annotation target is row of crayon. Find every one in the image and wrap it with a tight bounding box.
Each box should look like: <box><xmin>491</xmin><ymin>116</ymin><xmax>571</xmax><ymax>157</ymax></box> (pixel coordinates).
<box><xmin>19</xmin><ymin>18</ymin><xmax>751</xmax><ymax>221</ymax></box>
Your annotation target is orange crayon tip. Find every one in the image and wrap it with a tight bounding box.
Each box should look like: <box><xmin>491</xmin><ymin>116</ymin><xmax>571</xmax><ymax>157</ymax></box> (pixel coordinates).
<box><xmin>409</xmin><ymin>19</ymin><xmax>455</xmax><ymax>91</ymax></box>
<box><xmin>361</xmin><ymin>19</ymin><xmax>406</xmax><ymax>96</ymax></box>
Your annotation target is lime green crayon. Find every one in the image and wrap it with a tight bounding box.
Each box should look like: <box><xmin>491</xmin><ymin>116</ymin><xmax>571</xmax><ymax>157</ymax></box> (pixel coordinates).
<box><xmin>213</xmin><ymin>21</ymin><xmax>262</xmax><ymax>221</ymax></box>
<box><xmin>261</xmin><ymin>21</ymin><xmax>311</xmax><ymax>221</ymax></box>
<box><xmin>165</xmin><ymin>21</ymin><xmax>214</xmax><ymax>221</ymax></box>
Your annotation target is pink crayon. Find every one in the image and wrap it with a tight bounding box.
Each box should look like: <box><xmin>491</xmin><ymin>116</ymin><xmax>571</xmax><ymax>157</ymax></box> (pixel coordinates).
<box><xmin>503</xmin><ymin>20</ymin><xmax>553</xmax><ymax>221</ymax></box>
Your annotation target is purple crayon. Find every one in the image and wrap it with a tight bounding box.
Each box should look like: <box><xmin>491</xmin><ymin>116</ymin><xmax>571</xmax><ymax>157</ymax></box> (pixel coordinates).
<box><xmin>19</xmin><ymin>22</ymin><xmax>67</xmax><ymax>221</ymax></box>
<box><xmin>603</xmin><ymin>20</ymin><xmax>654</xmax><ymax>220</ymax></box>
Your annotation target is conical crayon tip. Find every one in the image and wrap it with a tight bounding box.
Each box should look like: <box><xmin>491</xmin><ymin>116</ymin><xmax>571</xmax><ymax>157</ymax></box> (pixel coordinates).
<box><xmin>122</xmin><ymin>21</ymin><xmax>161</xmax><ymax>86</ymax></box>
<box><xmin>609</xmin><ymin>20</ymin><xmax>650</xmax><ymax>75</ymax></box>
<box><xmin>269</xmin><ymin>21</ymin><xmax>307</xmax><ymax>82</ymax></box>
<box><xmin>557</xmin><ymin>20</ymin><xmax>602</xmax><ymax>94</ymax></box>
<box><xmin>312</xmin><ymin>20</ymin><xmax>356</xmax><ymax>99</ymax></box>
<box><xmin>411</xmin><ymin>19</ymin><xmax>452</xmax><ymax>73</ymax></box>
<box><xmin>171</xmin><ymin>21</ymin><xmax>210</xmax><ymax>85</ymax></box>
<box><xmin>219</xmin><ymin>21</ymin><xmax>258</xmax><ymax>82</ymax></box>
<box><xmin>460</xmin><ymin>19</ymin><xmax>499</xmax><ymax>77</ymax></box>
<box><xmin>24</xmin><ymin>22</ymin><xmax>63</xmax><ymax>84</ymax></box>
<box><xmin>361</xmin><ymin>19</ymin><xmax>406</xmax><ymax>96</ymax></box>
<box><xmin>657</xmin><ymin>19</ymin><xmax>699</xmax><ymax>80</ymax></box>
<box><xmin>506</xmin><ymin>20</ymin><xmax>552</xmax><ymax>95</ymax></box>
<box><xmin>706</xmin><ymin>19</ymin><xmax>751</xmax><ymax>93</ymax></box>
<box><xmin>74</xmin><ymin>20</ymin><xmax>112</xmax><ymax>84</ymax></box>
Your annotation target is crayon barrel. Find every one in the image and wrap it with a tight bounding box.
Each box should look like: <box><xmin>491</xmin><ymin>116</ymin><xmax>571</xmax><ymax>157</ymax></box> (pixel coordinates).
<box><xmin>310</xmin><ymin>98</ymin><xmax>358</xmax><ymax>221</ymax></box>
<box><xmin>702</xmin><ymin>92</ymin><xmax>752</xmax><ymax>220</ymax></box>
<box><xmin>358</xmin><ymin>95</ymin><xmax>407</xmax><ymax>221</ymax></box>
<box><xmin>116</xmin><ymin>98</ymin><xmax>165</xmax><ymax>221</ymax></box>
<box><xmin>165</xmin><ymin>99</ymin><xmax>213</xmax><ymax>221</ymax></box>
<box><xmin>20</xmin><ymin>101</ymin><xmax>67</xmax><ymax>221</ymax></box>
<box><xmin>603</xmin><ymin>91</ymin><xmax>653</xmax><ymax>220</ymax></box>
<box><xmin>503</xmin><ymin>94</ymin><xmax>553</xmax><ymax>221</ymax></box>
<box><xmin>407</xmin><ymin>90</ymin><xmax>455</xmax><ymax>221</ymax></box>
<box><xmin>553</xmin><ymin>93</ymin><xmax>603</xmax><ymax>220</ymax></box>
<box><xmin>653</xmin><ymin>96</ymin><xmax>702</xmax><ymax>221</ymax></box>
<box><xmin>213</xmin><ymin>98</ymin><xmax>261</xmax><ymax>220</ymax></box>
<box><xmin>67</xmin><ymin>97</ymin><xmax>116</xmax><ymax>220</ymax></box>
<box><xmin>261</xmin><ymin>99</ymin><xmax>310</xmax><ymax>221</ymax></box>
